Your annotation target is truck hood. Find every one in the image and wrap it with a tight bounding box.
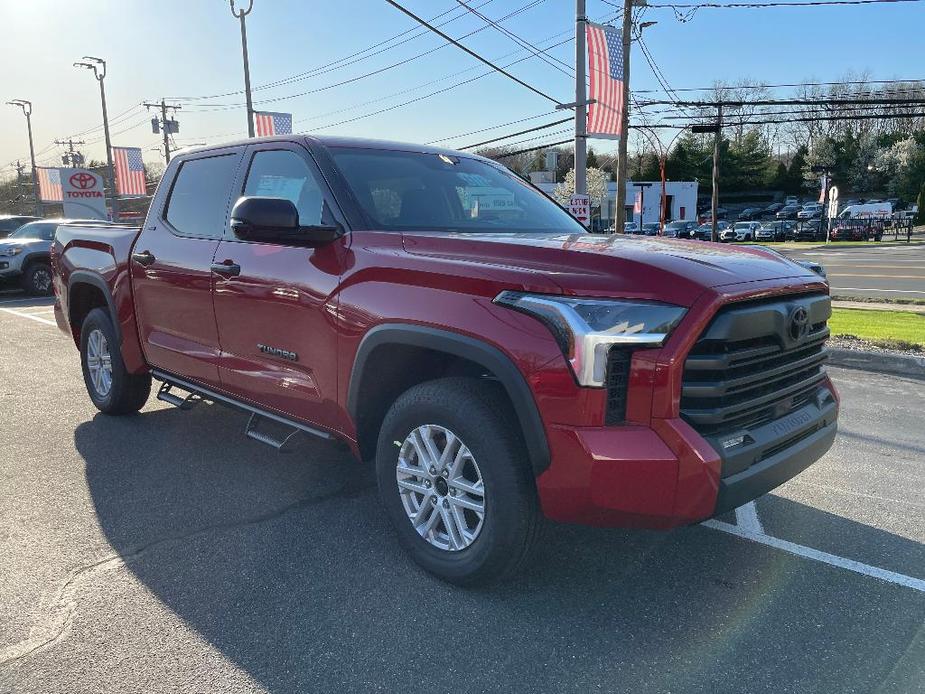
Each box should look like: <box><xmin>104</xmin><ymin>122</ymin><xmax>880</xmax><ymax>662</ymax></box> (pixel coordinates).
<box><xmin>402</xmin><ymin>232</ymin><xmax>817</xmax><ymax>307</ymax></box>
<box><xmin>0</xmin><ymin>238</ymin><xmax>46</xmax><ymax>254</ymax></box>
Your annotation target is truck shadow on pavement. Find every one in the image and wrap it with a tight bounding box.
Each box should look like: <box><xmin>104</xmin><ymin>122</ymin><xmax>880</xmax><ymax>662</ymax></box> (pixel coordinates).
<box><xmin>75</xmin><ymin>403</ymin><xmax>925</xmax><ymax>693</ymax></box>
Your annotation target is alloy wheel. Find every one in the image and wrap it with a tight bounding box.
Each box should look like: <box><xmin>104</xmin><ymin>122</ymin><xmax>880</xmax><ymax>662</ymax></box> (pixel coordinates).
<box><xmin>86</xmin><ymin>328</ymin><xmax>113</xmax><ymax>398</ymax></box>
<box><xmin>396</xmin><ymin>424</ymin><xmax>485</xmax><ymax>552</ymax></box>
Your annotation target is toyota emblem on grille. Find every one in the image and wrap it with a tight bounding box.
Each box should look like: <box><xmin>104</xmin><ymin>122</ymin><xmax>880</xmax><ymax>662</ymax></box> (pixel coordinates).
<box><xmin>789</xmin><ymin>306</ymin><xmax>810</xmax><ymax>341</ymax></box>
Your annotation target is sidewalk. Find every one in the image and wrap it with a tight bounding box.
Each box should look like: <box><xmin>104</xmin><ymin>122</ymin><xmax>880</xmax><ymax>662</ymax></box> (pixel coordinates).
<box><xmin>832</xmin><ymin>300</ymin><xmax>925</xmax><ymax>314</ymax></box>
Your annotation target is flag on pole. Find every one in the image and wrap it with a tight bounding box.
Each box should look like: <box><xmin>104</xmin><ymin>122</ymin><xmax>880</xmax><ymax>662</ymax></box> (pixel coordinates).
<box><xmin>633</xmin><ymin>190</ymin><xmax>642</xmax><ymax>214</ymax></box>
<box><xmin>586</xmin><ymin>22</ymin><xmax>624</xmax><ymax>139</ymax></box>
<box><xmin>36</xmin><ymin>167</ymin><xmax>63</xmax><ymax>202</ymax></box>
<box><xmin>254</xmin><ymin>111</ymin><xmax>293</xmax><ymax>137</ymax></box>
<box><xmin>113</xmin><ymin>147</ymin><xmax>147</xmax><ymax>197</ymax></box>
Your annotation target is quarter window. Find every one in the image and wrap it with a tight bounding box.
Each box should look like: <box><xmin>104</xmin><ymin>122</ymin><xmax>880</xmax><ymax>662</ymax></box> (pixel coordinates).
<box><xmin>243</xmin><ymin>150</ymin><xmax>325</xmax><ymax>226</ymax></box>
<box><xmin>165</xmin><ymin>154</ymin><xmax>239</xmax><ymax>238</ymax></box>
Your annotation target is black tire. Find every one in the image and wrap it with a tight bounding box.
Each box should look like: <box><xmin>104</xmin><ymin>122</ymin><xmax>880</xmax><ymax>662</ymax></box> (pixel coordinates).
<box><xmin>375</xmin><ymin>377</ymin><xmax>540</xmax><ymax>585</ymax></box>
<box><xmin>21</xmin><ymin>262</ymin><xmax>53</xmax><ymax>296</ymax></box>
<box><xmin>80</xmin><ymin>308</ymin><xmax>151</xmax><ymax>415</ymax></box>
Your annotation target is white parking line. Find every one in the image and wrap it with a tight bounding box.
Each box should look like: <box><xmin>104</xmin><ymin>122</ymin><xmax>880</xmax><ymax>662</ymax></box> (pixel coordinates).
<box><xmin>0</xmin><ymin>296</ymin><xmax>55</xmax><ymax>306</ymax></box>
<box><xmin>832</xmin><ymin>287</ymin><xmax>925</xmax><ymax>296</ymax></box>
<box><xmin>734</xmin><ymin>501</ymin><xmax>764</xmax><ymax>534</ymax></box>
<box><xmin>0</xmin><ymin>307</ymin><xmax>58</xmax><ymax>326</ymax></box>
<box><xmin>705</xmin><ymin>517</ymin><xmax>925</xmax><ymax>593</ymax></box>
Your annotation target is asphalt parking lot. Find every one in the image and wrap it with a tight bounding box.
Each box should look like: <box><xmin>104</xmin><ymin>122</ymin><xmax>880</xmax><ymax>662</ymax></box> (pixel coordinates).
<box><xmin>780</xmin><ymin>243</ymin><xmax>925</xmax><ymax>300</ymax></box>
<box><xmin>1</xmin><ymin>296</ymin><xmax>923</xmax><ymax>693</ymax></box>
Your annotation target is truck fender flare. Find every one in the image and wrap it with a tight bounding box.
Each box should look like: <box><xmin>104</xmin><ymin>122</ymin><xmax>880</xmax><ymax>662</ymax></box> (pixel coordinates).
<box><xmin>67</xmin><ymin>270</ymin><xmax>122</xmax><ymax>345</ymax></box>
<box><xmin>348</xmin><ymin>323</ymin><xmax>551</xmax><ymax>476</ymax></box>
<box><xmin>20</xmin><ymin>251</ymin><xmax>51</xmax><ymax>270</ymax></box>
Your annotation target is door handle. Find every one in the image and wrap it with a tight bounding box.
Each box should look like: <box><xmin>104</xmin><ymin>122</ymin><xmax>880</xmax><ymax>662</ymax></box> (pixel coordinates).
<box><xmin>131</xmin><ymin>250</ymin><xmax>156</xmax><ymax>266</ymax></box>
<box><xmin>211</xmin><ymin>261</ymin><xmax>241</xmax><ymax>277</ymax></box>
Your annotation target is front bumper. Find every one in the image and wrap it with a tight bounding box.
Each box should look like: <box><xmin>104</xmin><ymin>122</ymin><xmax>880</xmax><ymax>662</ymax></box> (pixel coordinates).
<box><xmin>0</xmin><ymin>260</ymin><xmax>22</xmax><ymax>279</ymax></box>
<box><xmin>536</xmin><ymin>380</ymin><xmax>837</xmax><ymax>528</ymax></box>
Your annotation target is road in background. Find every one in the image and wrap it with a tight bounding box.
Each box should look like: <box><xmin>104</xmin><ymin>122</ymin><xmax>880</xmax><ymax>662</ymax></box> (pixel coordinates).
<box><xmin>781</xmin><ymin>244</ymin><xmax>925</xmax><ymax>300</ymax></box>
<box><xmin>1</xmin><ymin>298</ymin><xmax>923</xmax><ymax>693</ymax></box>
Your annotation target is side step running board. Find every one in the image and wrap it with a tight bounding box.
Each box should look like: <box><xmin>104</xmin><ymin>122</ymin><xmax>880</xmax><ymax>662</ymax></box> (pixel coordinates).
<box><xmin>245</xmin><ymin>412</ymin><xmax>302</xmax><ymax>451</ymax></box>
<box><xmin>156</xmin><ymin>381</ymin><xmax>203</xmax><ymax>410</ymax></box>
<box><xmin>150</xmin><ymin>369</ymin><xmax>335</xmax><ymax>451</ymax></box>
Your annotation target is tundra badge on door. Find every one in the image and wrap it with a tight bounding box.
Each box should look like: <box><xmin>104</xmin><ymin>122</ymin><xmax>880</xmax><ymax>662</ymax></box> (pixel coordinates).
<box><xmin>257</xmin><ymin>343</ymin><xmax>299</xmax><ymax>361</ymax></box>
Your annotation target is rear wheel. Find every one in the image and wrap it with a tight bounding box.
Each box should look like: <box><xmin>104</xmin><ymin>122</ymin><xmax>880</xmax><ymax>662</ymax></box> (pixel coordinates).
<box><xmin>375</xmin><ymin>377</ymin><xmax>540</xmax><ymax>585</ymax></box>
<box><xmin>21</xmin><ymin>262</ymin><xmax>53</xmax><ymax>296</ymax></box>
<box><xmin>80</xmin><ymin>308</ymin><xmax>151</xmax><ymax>414</ymax></box>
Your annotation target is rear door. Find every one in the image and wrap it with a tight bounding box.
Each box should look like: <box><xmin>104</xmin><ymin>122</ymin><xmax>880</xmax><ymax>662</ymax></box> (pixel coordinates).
<box><xmin>131</xmin><ymin>148</ymin><xmax>244</xmax><ymax>388</ymax></box>
<box><xmin>211</xmin><ymin>142</ymin><xmax>350</xmax><ymax>432</ymax></box>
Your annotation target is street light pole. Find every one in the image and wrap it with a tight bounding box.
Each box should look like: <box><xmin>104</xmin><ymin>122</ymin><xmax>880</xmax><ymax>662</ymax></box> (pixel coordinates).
<box><xmin>6</xmin><ymin>99</ymin><xmax>42</xmax><ymax>216</ymax></box>
<box><xmin>74</xmin><ymin>57</ymin><xmax>118</xmax><ymax>219</ymax></box>
<box><xmin>230</xmin><ymin>0</ymin><xmax>256</xmax><ymax>138</ymax></box>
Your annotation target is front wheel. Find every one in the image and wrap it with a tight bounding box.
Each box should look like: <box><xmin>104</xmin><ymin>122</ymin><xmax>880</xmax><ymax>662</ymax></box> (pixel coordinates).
<box><xmin>375</xmin><ymin>378</ymin><xmax>540</xmax><ymax>585</ymax></box>
<box><xmin>21</xmin><ymin>262</ymin><xmax>53</xmax><ymax>296</ymax></box>
<box><xmin>80</xmin><ymin>308</ymin><xmax>151</xmax><ymax>415</ymax></box>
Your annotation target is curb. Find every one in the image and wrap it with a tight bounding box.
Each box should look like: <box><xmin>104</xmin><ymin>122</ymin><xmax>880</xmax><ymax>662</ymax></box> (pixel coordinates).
<box><xmin>828</xmin><ymin>348</ymin><xmax>925</xmax><ymax>380</ymax></box>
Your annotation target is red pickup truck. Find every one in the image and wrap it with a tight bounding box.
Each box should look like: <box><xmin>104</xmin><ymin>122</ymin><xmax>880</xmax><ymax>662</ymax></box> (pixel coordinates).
<box><xmin>52</xmin><ymin>136</ymin><xmax>838</xmax><ymax>584</ymax></box>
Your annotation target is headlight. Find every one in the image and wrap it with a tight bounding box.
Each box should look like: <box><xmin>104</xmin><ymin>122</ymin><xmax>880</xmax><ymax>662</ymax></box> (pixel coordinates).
<box><xmin>0</xmin><ymin>247</ymin><xmax>23</xmax><ymax>257</ymax></box>
<box><xmin>493</xmin><ymin>292</ymin><xmax>687</xmax><ymax>387</ymax></box>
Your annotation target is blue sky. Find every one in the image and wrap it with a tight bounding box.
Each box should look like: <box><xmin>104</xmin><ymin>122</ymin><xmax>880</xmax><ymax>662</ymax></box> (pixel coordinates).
<box><xmin>1</xmin><ymin>0</ymin><xmax>922</xmax><ymax>177</ymax></box>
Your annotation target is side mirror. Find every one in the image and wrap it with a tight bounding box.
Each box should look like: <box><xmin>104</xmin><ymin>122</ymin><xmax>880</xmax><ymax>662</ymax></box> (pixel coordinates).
<box><xmin>230</xmin><ymin>196</ymin><xmax>343</xmax><ymax>247</ymax></box>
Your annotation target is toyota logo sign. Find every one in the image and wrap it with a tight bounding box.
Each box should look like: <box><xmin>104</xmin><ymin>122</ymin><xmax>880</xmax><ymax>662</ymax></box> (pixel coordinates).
<box><xmin>69</xmin><ymin>172</ymin><xmax>97</xmax><ymax>190</ymax></box>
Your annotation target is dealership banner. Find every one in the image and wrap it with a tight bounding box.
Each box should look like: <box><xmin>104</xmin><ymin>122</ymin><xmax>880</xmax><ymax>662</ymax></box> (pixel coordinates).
<box><xmin>61</xmin><ymin>168</ymin><xmax>108</xmax><ymax>220</ymax></box>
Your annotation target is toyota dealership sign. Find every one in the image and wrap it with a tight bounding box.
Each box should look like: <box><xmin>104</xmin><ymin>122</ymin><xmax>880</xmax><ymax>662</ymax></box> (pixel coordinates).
<box><xmin>61</xmin><ymin>168</ymin><xmax>108</xmax><ymax>220</ymax></box>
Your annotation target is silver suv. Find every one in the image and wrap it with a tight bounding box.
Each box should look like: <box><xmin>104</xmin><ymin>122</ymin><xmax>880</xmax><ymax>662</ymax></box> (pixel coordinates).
<box><xmin>0</xmin><ymin>220</ymin><xmax>64</xmax><ymax>295</ymax></box>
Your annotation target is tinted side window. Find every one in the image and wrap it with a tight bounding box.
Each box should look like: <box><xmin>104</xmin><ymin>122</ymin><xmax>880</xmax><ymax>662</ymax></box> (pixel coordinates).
<box><xmin>243</xmin><ymin>150</ymin><xmax>324</xmax><ymax>226</ymax></box>
<box><xmin>165</xmin><ymin>155</ymin><xmax>239</xmax><ymax>238</ymax></box>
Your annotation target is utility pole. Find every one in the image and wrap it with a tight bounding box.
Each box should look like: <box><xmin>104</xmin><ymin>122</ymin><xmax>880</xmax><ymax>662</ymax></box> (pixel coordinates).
<box><xmin>6</xmin><ymin>99</ymin><xmax>42</xmax><ymax>216</ymax></box>
<box><xmin>144</xmin><ymin>99</ymin><xmax>181</xmax><ymax>163</ymax></box>
<box><xmin>74</xmin><ymin>56</ymin><xmax>118</xmax><ymax>219</ymax></box>
<box><xmin>711</xmin><ymin>104</ymin><xmax>722</xmax><ymax>242</ymax></box>
<box><xmin>55</xmin><ymin>138</ymin><xmax>86</xmax><ymax>167</ymax></box>
<box><xmin>613</xmin><ymin>0</ymin><xmax>634</xmax><ymax>234</ymax></box>
<box><xmin>230</xmin><ymin>0</ymin><xmax>256</xmax><ymax>138</ymax></box>
<box><xmin>574</xmin><ymin>0</ymin><xmax>587</xmax><ymax>197</ymax></box>
<box><xmin>813</xmin><ymin>165</ymin><xmax>831</xmax><ymax>243</ymax></box>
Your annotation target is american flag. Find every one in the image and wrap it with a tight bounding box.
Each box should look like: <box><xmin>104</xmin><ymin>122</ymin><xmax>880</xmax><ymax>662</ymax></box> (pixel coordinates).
<box><xmin>36</xmin><ymin>167</ymin><xmax>63</xmax><ymax>202</ymax></box>
<box><xmin>113</xmin><ymin>147</ymin><xmax>147</xmax><ymax>197</ymax></box>
<box><xmin>586</xmin><ymin>22</ymin><xmax>624</xmax><ymax>139</ymax></box>
<box><xmin>254</xmin><ymin>111</ymin><xmax>293</xmax><ymax>137</ymax></box>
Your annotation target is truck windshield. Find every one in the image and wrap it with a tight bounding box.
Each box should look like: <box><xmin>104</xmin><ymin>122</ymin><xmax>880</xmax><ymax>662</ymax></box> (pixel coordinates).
<box><xmin>330</xmin><ymin>147</ymin><xmax>587</xmax><ymax>234</ymax></box>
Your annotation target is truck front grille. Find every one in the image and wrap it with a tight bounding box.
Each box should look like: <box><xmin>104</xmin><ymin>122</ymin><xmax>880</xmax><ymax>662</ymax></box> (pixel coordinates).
<box><xmin>604</xmin><ymin>347</ymin><xmax>633</xmax><ymax>424</ymax></box>
<box><xmin>680</xmin><ymin>294</ymin><xmax>831</xmax><ymax>438</ymax></box>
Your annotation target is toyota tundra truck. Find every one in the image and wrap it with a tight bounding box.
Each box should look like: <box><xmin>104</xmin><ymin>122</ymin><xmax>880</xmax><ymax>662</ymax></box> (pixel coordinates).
<box><xmin>51</xmin><ymin>136</ymin><xmax>838</xmax><ymax>584</ymax></box>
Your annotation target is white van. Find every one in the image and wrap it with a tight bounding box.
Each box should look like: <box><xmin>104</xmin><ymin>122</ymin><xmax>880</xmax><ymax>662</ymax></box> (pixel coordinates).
<box><xmin>837</xmin><ymin>202</ymin><xmax>892</xmax><ymax>220</ymax></box>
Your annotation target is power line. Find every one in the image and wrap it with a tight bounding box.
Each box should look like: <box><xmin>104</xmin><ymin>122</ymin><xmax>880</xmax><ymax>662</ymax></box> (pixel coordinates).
<box><xmin>655</xmin><ymin>111</ymin><xmax>925</xmax><ymax>128</ymax></box>
<box><xmin>453</xmin><ymin>0</ymin><xmax>574</xmax><ymax>77</ymax></box>
<box><xmin>634</xmin><ymin>77</ymin><xmax>924</xmax><ymax>94</ymax></box>
<box><xmin>168</xmin><ymin>1</ymin><xmax>499</xmax><ymax>101</ymax></box>
<box><xmin>646</xmin><ymin>0</ymin><xmax>923</xmax><ymax>7</ymax></box>
<box><xmin>382</xmin><ymin>0</ymin><xmax>563</xmax><ymax>105</ymax></box>
<box><xmin>460</xmin><ymin>118</ymin><xmax>572</xmax><ymax>149</ymax></box>
<box><xmin>298</xmin><ymin>36</ymin><xmax>576</xmax><ymax>132</ymax></box>
<box><xmin>493</xmin><ymin>139</ymin><xmax>572</xmax><ymax>158</ymax></box>
<box><xmin>176</xmin><ymin>0</ymin><xmax>547</xmax><ymax>111</ymax></box>
<box><xmin>636</xmin><ymin>96</ymin><xmax>925</xmax><ymax>106</ymax></box>
<box><xmin>428</xmin><ymin>111</ymin><xmax>559</xmax><ymax>144</ymax></box>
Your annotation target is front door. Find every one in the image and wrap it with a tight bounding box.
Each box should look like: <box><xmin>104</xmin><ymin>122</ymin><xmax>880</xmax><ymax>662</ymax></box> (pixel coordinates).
<box><xmin>212</xmin><ymin>144</ymin><xmax>349</xmax><ymax>432</ymax></box>
<box><xmin>131</xmin><ymin>149</ymin><xmax>243</xmax><ymax>388</ymax></box>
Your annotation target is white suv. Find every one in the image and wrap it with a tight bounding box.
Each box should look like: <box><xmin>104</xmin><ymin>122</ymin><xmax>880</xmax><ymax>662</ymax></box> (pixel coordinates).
<box><xmin>720</xmin><ymin>221</ymin><xmax>761</xmax><ymax>242</ymax></box>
